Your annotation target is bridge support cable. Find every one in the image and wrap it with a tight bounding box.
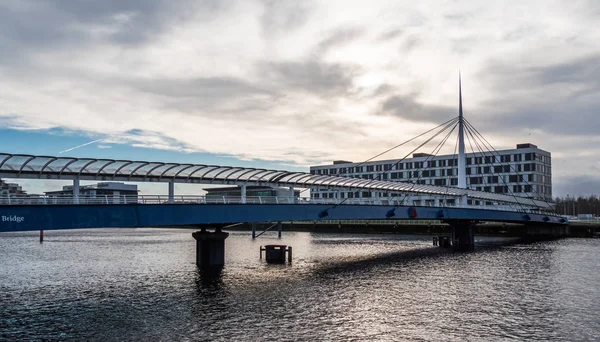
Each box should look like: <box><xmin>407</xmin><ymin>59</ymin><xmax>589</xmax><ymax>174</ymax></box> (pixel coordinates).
<box><xmin>464</xmin><ymin>122</ymin><xmax>536</xmax><ymax>211</ymax></box>
<box><xmin>443</xmin><ymin>124</ymin><xmax>461</xmax><ymax>206</ymax></box>
<box><xmin>299</xmin><ymin>116</ymin><xmax>459</xmax><ymax>196</ymax></box>
<box><xmin>393</xmin><ymin>119</ymin><xmax>460</xmax><ymax>206</ymax></box>
<box><xmin>462</xmin><ymin>121</ymin><xmax>525</xmax><ymax>211</ymax></box>
<box><xmin>464</xmin><ymin>118</ymin><xmax>551</xmax><ymax>208</ymax></box>
<box><xmin>313</xmin><ymin>118</ymin><xmax>460</xmax><ymax>218</ymax></box>
<box><xmin>462</xmin><ymin>122</ymin><xmax>496</xmax><ymax>207</ymax></box>
<box><xmin>463</xmin><ymin>122</ymin><xmax>529</xmax><ymax>211</ymax></box>
<box><xmin>463</xmin><ymin>120</ymin><xmax>544</xmax><ymax>209</ymax></box>
<box><xmin>328</xmin><ymin>117</ymin><xmax>459</xmax><ymax>209</ymax></box>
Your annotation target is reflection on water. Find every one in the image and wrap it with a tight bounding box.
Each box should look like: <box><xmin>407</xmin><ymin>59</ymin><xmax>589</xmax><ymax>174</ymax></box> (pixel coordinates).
<box><xmin>1</xmin><ymin>228</ymin><xmax>600</xmax><ymax>341</ymax></box>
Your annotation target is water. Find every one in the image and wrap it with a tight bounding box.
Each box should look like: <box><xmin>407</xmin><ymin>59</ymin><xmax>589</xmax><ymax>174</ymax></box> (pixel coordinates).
<box><xmin>1</xmin><ymin>229</ymin><xmax>600</xmax><ymax>341</ymax></box>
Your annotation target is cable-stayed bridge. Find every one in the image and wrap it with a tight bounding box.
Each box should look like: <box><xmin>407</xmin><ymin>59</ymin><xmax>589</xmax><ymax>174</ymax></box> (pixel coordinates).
<box><xmin>0</xmin><ymin>76</ymin><xmax>568</xmax><ymax>265</ymax></box>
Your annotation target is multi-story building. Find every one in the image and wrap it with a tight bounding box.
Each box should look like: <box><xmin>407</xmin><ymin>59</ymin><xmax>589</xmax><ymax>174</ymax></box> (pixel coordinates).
<box><xmin>0</xmin><ymin>179</ymin><xmax>27</xmax><ymax>196</ymax></box>
<box><xmin>309</xmin><ymin>143</ymin><xmax>551</xmax><ymax>203</ymax></box>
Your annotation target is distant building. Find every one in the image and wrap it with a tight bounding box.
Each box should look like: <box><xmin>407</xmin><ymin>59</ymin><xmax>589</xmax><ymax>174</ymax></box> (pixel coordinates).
<box><xmin>205</xmin><ymin>186</ymin><xmax>299</xmax><ymax>201</ymax></box>
<box><xmin>45</xmin><ymin>182</ymin><xmax>138</xmax><ymax>201</ymax></box>
<box><xmin>0</xmin><ymin>179</ymin><xmax>27</xmax><ymax>196</ymax></box>
<box><xmin>309</xmin><ymin>143</ymin><xmax>552</xmax><ymax>202</ymax></box>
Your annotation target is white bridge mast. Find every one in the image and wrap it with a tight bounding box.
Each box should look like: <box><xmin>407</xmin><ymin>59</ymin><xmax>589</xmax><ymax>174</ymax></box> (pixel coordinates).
<box><xmin>457</xmin><ymin>73</ymin><xmax>467</xmax><ymax>190</ymax></box>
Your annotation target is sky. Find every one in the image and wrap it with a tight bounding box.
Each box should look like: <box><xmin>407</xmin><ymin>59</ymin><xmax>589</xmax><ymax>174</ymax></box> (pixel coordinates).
<box><xmin>1</xmin><ymin>0</ymin><xmax>599</xmax><ymax>197</ymax></box>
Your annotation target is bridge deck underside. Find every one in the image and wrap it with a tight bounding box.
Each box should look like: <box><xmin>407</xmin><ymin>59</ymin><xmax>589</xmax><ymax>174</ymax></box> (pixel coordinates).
<box><xmin>0</xmin><ymin>204</ymin><xmax>566</xmax><ymax>233</ymax></box>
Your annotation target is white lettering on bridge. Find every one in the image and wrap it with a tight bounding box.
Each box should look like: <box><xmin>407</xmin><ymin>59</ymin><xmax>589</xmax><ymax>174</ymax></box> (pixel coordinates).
<box><xmin>2</xmin><ymin>215</ymin><xmax>25</xmax><ymax>223</ymax></box>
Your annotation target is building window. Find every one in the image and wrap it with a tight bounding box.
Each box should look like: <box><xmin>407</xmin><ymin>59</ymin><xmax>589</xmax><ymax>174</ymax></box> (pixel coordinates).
<box><xmin>488</xmin><ymin>176</ymin><xmax>499</xmax><ymax>183</ymax></box>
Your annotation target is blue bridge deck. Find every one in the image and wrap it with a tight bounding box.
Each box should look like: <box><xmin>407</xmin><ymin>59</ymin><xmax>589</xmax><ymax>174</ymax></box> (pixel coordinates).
<box><xmin>0</xmin><ymin>202</ymin><xmax>566</xmax><ymax>233</ymax></box>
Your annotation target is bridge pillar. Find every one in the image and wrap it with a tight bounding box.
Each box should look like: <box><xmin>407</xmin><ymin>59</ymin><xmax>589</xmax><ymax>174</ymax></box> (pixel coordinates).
<box><xmin>168</xmin><ymin>181</ymin><xmax>175</xmax><ymax>204</ymax></box>
<box><xmin>73</xmin><ymin>178</ymin><xmax>80</xmax><ymax>204</ymax></box>
<box><xmin>289</xmin><ymin>187</ymin><xmax>295</xmax><ymax>203</ymax></box>
<box><xmin>241</xmin><ymin>184</ymin><xmax>247</xmax><ymax>204</ymax></box>
<box><xmin>192</xmin><ymin>228</ymin><xmax>229</xmax><ymax>268</ymax></box>
<box><xmin>450</xmin><ymin>220</ymin><xmax>476</xmax><ymax>251</ymax></box>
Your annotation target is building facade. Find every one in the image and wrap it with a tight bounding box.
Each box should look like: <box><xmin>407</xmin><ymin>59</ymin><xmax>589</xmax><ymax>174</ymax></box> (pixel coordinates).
<box><xmin>205</xmin><ymin>186</ymin><xmax>299</xmax><ymax>201</ymax></box>
<box><xmin>0</xmin><ymin>179</ymin><xmax>27</xmax><ymax>196</ymax></box>
<box><xmin>45</xmin><ymin>182</ymin><xmax>138</xmax><ymax>200</ymax></box>
<box><xmin>309</xmin><ymin>143</ymin><xmax>551</xmax><ymax>202</ymax></box>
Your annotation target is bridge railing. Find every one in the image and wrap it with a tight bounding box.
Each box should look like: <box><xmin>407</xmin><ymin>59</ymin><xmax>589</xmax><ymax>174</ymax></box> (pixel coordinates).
<box><xmin>0</xmin><ymin>194</ymin><xmax>561</xmax><ymax>216</ymax></box>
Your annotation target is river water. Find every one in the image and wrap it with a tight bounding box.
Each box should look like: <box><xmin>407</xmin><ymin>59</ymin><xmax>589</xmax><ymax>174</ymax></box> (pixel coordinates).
<box><xmin>1</xmin><ymin>228</ymin><xmax>600</xmax><ymax>341</ymax></box>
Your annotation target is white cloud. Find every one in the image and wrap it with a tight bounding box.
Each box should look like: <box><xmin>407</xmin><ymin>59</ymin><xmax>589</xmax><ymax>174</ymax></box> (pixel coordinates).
<box><xmin>0</xmin><ymin>0</ymin><xmax>599</xmax><ymax>194</ymax></box>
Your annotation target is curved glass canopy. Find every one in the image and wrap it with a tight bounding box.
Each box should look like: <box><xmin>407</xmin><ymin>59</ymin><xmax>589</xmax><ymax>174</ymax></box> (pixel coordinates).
<box><xmin>0</xmin><ymin>153</ymin><xmax>548</xmax><ymax>207</ymax></box>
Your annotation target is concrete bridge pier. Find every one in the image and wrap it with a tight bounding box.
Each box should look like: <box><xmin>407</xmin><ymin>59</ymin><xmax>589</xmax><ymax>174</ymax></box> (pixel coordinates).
<box><xmin>192</xmin><ymin>228</ymin><xmax>229</xmax><ymax>268</ymax></box>
<box><xmin>450</xmin><ymin>220</ymin><xmax>476</xmax><ymax>251</ymax></box>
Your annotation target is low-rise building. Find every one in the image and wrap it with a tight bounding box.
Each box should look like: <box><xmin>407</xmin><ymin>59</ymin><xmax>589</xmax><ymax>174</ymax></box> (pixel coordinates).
<box><xmin>204</xmin><ymin>186</ymin><xmax>299</xmax><ymax>202</ymax></box>
<box><xmin>45</xmin><ymin>182</ymin><xmax>138</xmax><ymax>201</ymax></box>
<box><xmin>0</xmin><ymin>179</ymin><xmax>27</xmax><ymax>196</ymax></box>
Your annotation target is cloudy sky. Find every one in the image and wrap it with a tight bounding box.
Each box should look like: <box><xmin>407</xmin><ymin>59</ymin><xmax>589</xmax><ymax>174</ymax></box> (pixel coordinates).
<box><xmin>1</xmin><ymin>0</ymin><xmax>599</xmax><ymax>196</ymax></box>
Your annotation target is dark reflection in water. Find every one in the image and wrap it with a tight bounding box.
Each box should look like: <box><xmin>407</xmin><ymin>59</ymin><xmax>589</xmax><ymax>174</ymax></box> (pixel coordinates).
<box><xmin>1</xmin><ymin>228</ymin><xmax>600</xmax><ymax>341</ymax></box>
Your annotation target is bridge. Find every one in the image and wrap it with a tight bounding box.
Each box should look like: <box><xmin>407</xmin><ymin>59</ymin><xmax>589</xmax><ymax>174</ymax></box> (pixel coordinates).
<box><xmin>0</xmin><ymin>77</ymin><xmax>568</xmax><ymax>266</ymax></box>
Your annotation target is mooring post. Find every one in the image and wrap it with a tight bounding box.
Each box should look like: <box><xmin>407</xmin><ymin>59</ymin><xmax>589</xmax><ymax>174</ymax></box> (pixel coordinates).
<box><xmin>277</xmin><ymin>221</ymin><xmax>282</xmax><ymax>238</ymax></box>
<box><xmin>251</xmin><ymin>222</ymin><xmax>256</xmax><ymax>239</ymax></box>
<box><xmin>39</xmin><ymin>230</ymin><xmax>44</xmax><ymax>243</ymax></box>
